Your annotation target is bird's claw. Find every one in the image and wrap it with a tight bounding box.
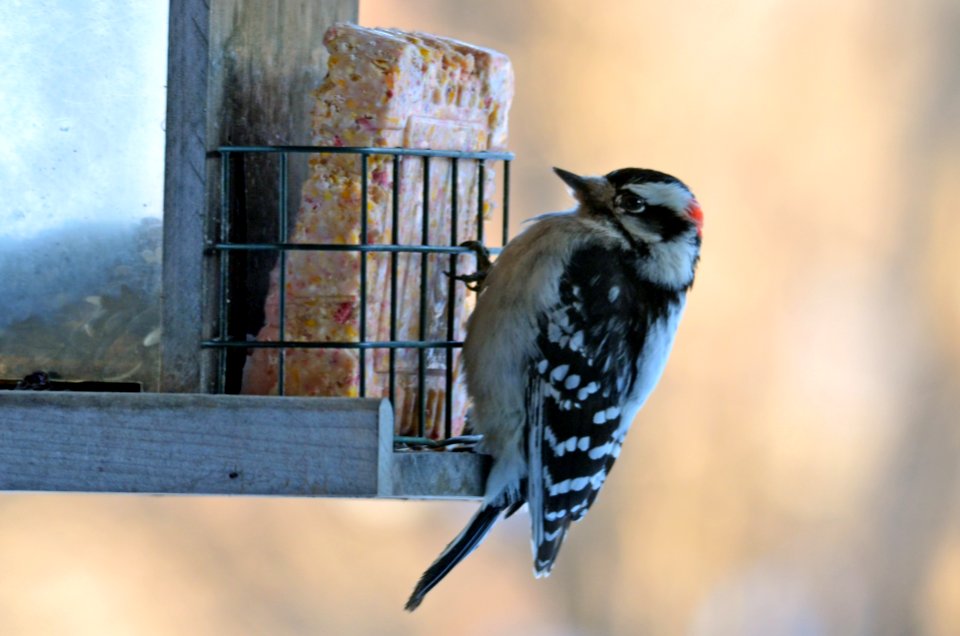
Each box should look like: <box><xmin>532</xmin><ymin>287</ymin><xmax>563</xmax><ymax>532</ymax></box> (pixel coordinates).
<box><xmin>445</xmin><ymin>241</ymin><xmax>494</xmax><ymax>292</ymax></box>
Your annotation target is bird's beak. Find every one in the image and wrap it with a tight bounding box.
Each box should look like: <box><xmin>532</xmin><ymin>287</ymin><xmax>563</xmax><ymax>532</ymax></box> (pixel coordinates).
<box><xmin>553</xmin><ymin>167</ymin><xmax>590</xmax><ymax>197</ymax></box>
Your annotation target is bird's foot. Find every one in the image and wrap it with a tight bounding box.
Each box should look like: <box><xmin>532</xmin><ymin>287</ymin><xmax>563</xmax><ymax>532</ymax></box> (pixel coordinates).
<box><xmin>445</xmin><ymin>241</ymin><xmax>493</xmax><ymax>292</ymax></box>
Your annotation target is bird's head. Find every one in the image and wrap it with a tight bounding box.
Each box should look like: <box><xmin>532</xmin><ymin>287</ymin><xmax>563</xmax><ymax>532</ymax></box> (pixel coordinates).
<box><xmin>553</xmin><ymin>167</ymin><xmax>703</xmax><ymax>244</ymax></box>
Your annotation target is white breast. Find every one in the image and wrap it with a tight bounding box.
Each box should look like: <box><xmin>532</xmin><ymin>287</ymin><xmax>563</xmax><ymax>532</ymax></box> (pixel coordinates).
<box><xmin>616</xmin><ymin>297</ymin><xmax>687</xmax><ymax>438</ymax></box>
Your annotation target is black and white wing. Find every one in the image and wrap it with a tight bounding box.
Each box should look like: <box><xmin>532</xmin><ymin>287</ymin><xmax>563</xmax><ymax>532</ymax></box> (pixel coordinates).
<box><xmin>526</xmin><ymin>244</ymin><xmax>684</xmax><ymax>576</ymax></box>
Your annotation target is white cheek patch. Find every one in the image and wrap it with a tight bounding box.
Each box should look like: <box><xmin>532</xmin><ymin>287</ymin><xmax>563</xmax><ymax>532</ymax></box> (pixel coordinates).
<box><xmin>623</xmin><ymin>182</ymin><xmax>694</xmax><ymax>214</ymax></box>
<box><xmin>617</xmin><ymin>216</ymin><xmax>662</xmax><ymax>244</ymax></box>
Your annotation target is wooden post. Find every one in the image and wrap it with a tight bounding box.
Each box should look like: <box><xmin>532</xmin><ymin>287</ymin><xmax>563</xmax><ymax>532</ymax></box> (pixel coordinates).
<box><xmin>161</xmin><ymin>0</ymin><xmax>213</xmax><ymax>393</ymax></box>
<box><xmin>161</xmin><ymin>0</ymin><xmax>358</xmax><ymax>392</ymax></box>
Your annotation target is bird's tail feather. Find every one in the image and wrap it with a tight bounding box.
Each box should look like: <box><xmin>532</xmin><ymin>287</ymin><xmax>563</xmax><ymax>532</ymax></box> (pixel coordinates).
<box><xmin>404</xmin><ymin>503</ymin><xmax>505</xmax><ymax>611</ymax></box>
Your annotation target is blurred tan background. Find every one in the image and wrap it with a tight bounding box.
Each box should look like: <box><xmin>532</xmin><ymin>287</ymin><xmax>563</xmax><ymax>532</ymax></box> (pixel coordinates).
<box><xmin>3</xmin><ymin>0</ymin><xmax>959</xmax><ymax>633</ymax></box>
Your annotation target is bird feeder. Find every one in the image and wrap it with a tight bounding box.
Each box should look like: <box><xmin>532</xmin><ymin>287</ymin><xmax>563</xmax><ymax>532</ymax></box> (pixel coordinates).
<box><xmin>0</xmin><ymin>0</ymin><xmax>513</xmax><ymax>500</ymax></box>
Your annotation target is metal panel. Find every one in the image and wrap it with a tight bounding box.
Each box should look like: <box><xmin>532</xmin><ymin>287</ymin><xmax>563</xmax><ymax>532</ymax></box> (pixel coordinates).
<box><xmin>0</xmin><ymin>3</ymin><xmax>168</xmax><ymax>390</ymax></box>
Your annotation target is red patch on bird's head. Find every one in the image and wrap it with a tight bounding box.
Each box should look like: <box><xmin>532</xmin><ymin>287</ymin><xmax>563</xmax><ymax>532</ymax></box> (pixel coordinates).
<box><xmin>687</xmin><ymin>201</ymin><xmax>704</xmax><ymax>236</ymax></box>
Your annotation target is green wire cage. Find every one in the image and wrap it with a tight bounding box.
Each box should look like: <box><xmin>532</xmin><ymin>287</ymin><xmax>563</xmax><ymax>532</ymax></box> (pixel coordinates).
<box><xmin>205</xmin><ymin>145</ymin><xmax>512</xmax><ymax>447</ymax></box>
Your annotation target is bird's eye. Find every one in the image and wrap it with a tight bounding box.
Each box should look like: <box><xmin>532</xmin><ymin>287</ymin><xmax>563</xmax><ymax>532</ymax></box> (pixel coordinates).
<box><xmin>616</xmin><ymin>192</ymin><xmax>646</xmax><ymax>213</ymax></box>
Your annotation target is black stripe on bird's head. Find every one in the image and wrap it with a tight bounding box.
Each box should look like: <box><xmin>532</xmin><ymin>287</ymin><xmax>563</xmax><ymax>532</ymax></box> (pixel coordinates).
<box><xmin>553</xmin><ymin>166</ymin><xmax>703</xmax><ymax>242</ymax></box>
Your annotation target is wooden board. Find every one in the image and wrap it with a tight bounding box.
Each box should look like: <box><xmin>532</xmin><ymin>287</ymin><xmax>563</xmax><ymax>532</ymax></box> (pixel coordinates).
<box><xmin>0</xmin><ymin>392</ymin><xmax>382</xmax><ymax>496</ymax></box>
<box><xmin>390</xmin><ymin>452</ymin><xmax>491</xmax><ymax>500</ymax></box>
<box><xmin>0</xmin><ymin>392</ymin><xmax>486</xmax><ymax>499</ymax></box>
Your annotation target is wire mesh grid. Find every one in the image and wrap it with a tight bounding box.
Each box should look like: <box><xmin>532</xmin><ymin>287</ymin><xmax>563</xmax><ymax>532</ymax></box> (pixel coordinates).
<box><xmin>203</xmin><ymin>145</ymin><xmax>512</xmax><ymax>443</ymax></box>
